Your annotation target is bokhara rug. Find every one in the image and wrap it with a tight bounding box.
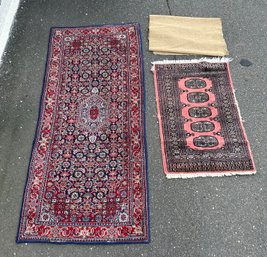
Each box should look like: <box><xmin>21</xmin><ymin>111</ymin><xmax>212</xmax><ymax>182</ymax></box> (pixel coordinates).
<box><xmin>152</xmin><ymin>59</ymin><xmax>256</xmax><ymax>178</ymax></box>
<box><xmin>17</xmin><ymin>24</ymin><xmax>149</xmax><ymax>244</ymax></box>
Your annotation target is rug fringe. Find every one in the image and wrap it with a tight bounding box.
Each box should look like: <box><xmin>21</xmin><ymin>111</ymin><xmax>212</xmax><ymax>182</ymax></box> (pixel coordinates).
<box><xmin>166</xmin><ymin>171</ymin><xmax>256</xmax><ymax>179</ymax></box>
<box><xmin>151</xmin><ymin>57</ymin><xmax>233</xmax><ymax>71</ymax></box>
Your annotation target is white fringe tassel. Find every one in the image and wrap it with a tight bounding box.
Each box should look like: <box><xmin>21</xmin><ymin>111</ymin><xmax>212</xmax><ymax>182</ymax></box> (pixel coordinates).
<box><xmin>151</xmin><ymin>57</ymin><xmax>233</xmax><ymax>71</ymax></box>
<box><xmin>166</xmin><ymin>171</ymin><xmax>256</xmax><ymax>179</ymax></box>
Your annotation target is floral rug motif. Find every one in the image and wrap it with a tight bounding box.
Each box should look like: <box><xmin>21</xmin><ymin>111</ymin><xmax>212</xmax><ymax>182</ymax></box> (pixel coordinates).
<box><xmin>17</xmin><ymin>24</ymin><xmax>149</xmax><ymax>243</ymax></box>
<box><xmin>153</xmin><ymin>60</ymin><xmax>256</xmax><ymax>178</ymax></box>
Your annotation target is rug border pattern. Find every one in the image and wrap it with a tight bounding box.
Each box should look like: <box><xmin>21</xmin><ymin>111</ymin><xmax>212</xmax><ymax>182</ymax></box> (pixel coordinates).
<box><xmin>153</xmin><ymin>61</ymin><xmax>256</xmax><ymax>178</ymax></box>
<box><xmin>17</xmin><ymin>23</ymin><xmax>149</xmax><ymax>244</ymax></box>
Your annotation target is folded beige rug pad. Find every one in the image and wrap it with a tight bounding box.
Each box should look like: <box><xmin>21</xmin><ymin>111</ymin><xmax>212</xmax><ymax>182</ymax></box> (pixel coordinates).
<box><xmin>149</xmin><ymin>15</ymin><xmax>229</xmax><ymax>56</ymax></box>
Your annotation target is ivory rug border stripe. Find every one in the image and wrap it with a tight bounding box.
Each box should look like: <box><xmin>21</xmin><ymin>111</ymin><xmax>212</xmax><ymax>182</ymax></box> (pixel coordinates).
<box><xmin>153</xmin><ymin>59</ymin><xmax>256</xmax><ymax>178</ymax></box>
<box><xmin>17</xmin><ymin>23</ymin><xmax>149</xmax><ymax>244</ymax></box>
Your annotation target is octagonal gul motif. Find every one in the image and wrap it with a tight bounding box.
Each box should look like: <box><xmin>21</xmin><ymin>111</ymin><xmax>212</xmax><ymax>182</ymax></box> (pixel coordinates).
<box><xmin>179</xmin><ymin>77</ymin><xmax>225</xmax><ymax>151</ymax></box>
<box><xmin>153</xmin><ymin>61</ymin><xmax>256</xmax><ymax>177</ymax></box>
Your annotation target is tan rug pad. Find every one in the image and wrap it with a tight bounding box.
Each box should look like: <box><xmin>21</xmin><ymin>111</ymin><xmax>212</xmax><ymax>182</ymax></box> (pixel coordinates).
<box><xmin>149</xmin><ymin>15</ymin><xmax>229</xmax><ymax>56</ymax></box>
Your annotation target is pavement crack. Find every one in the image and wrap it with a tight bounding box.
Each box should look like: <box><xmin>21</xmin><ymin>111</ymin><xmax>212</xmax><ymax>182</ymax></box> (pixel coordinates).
<box><xmin>166</xmin><ymin>0</ymin><xmax>172</xmax><ymax>15</ymax></box>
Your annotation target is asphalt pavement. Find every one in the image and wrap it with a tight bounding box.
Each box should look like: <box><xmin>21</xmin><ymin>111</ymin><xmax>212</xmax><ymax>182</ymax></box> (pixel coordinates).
<box><xmin>0</xmin><ymin>0</ymin><xmax>266</xmax><ymax>256</ymax></box>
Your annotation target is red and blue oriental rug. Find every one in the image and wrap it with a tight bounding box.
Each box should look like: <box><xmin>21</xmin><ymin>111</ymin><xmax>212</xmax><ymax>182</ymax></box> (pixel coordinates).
<box><xmin>17</xmin><ymin>24</ymin><xmax>149</xmax><ymax>243</ymax></box>
<box><xmin>152</xmin><ymin>59</ymin><xmax>256</xmax><ymax>178</ymax></box>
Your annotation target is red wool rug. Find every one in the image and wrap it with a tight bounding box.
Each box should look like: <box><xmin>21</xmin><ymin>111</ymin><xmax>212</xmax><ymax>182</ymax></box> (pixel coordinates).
<box><xmin>152</xmin><ymin>59</ymin><xmax>256</xmax><ymax>178</ymax></box>
<box><xmin>17</xmin><ymin>24</ymin><xmax>149</xmax><ymax>243</ymax></box>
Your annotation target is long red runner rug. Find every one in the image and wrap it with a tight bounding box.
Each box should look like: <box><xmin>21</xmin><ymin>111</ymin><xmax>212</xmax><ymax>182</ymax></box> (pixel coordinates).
<box><xmin>17</xmin><ymin>24</ymin><xmax>149</xmax><ymax>244</ymax></box>
<box><xmin>152</xmin><ymin>59</ymin><xmax>256</xmax><ymax>178</ymax></box>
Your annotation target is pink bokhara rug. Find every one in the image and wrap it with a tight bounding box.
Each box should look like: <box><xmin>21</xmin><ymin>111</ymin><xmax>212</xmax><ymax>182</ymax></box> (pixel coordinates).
<box><xmin>152</xmin><ymin>59</ymin><xmax>256</xmax><ymax>178</ymax></box>
<box><xmin>17</xmin><ymin>24</ymin><xmax>149</xmax><ymax>243</ymax></box>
